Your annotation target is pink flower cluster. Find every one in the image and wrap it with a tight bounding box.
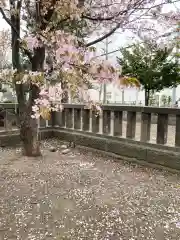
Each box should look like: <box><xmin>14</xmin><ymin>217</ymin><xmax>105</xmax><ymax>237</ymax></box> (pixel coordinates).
<box><xmin>23</xmin><ymin>30</ymin><xmax>126</xmax><ymax>119</ymax></box>
<box><xmin>32</xmin><ymin>83</ymin><xmax>64</xmax><ymax>119</ymax></box>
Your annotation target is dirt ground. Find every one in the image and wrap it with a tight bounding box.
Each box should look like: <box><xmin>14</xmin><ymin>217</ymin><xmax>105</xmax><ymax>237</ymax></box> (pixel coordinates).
<box><xmin>0</xmin><ymin>139</ymin><xmax>180</xmax><ymax>240</ymax></box>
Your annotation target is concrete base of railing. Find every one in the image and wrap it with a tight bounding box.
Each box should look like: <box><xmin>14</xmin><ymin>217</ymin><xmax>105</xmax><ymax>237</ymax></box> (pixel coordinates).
<box><xmin>53</xmin><ymin>128</ymin><xmax>180</xmax><ymax>171</ymax></box>
<box><xmin>1</xmin><ymin>127</ymin><xmax>180</xmax><ymax>172</ymax></box>
<box><xmin>0</xmin><ymin>128</ymin><xmax>53</xmax><ymax>147</ymax></box>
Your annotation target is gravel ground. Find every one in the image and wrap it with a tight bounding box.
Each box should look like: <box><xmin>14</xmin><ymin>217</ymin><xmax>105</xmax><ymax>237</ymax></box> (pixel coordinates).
<box><xmin>0</xmin><ymin>139</ymin><xmax>180</xmax><ymax>240</ymax></box>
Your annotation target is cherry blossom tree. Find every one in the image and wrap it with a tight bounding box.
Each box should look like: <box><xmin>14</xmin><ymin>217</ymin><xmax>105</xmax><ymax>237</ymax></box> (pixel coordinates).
<box><xmin>0</xmin><ymin>0</ymin><xmax>179</xmax><ymax>156</ymax></box>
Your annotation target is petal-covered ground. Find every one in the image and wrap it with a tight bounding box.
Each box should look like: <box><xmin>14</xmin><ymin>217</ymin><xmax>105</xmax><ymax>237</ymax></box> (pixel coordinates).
<box><xmin>0</xmin><ymin>139</ymin><xmax>180</xmax><ymax>240</ymax></box>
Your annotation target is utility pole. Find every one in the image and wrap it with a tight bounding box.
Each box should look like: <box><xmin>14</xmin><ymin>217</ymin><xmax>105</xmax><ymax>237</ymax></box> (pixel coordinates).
<box><xmin>172</xmin><ymin>28</ymin><xmax>179</xmax><ymax>106</ymax></box>
<box><xmin>172</xmin><ymin>45</ymin><xmax>177</xmax><ymax>105</ymax></box>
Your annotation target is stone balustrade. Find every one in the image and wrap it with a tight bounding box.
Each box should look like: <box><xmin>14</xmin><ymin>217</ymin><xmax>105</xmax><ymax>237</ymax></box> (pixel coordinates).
<box><xmin>1</xmin><ymin>103</ymin><xmax>180</xmax><ymax>147</ymax></box>
<box><xmin>1</xmin><ymin>103</ymin><xmax>180</xmax><ymax>170</ymax></box>
<box><xmin>50</xmin><ymin>104</ymin><xmax>180</xmax><ymax>147</ymax></box>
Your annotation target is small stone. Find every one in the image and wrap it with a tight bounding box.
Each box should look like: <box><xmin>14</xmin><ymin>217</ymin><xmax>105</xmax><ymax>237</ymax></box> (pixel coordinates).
<box><xmin>61</xmin><ymin>148</ymin><xmax>70</xmax><ymax>154</ymax></box>
<box><xmin>60</xmin><ymin>144</ymin><xmax>67</xmax><ymax>149</ymax></box>
<box><xmin>49</xmin><ymin>147</ymin><xmax>57</xmax><ymax>152</ymax></box>
<box><xmin>175</xmin><ymin>222</ymin><xmax>180</xmax><ymax>228</ymax></box>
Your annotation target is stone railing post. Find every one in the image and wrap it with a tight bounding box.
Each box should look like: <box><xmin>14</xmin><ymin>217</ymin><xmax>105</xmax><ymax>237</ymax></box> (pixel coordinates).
<box><xmin>113</xmin><ymin>111</ymin><xmax>123</xmax><ymax>136</ymax></box>
<box><xmin>82</xmin><ymin>109</ymin><xmax>90</xmax><ymax>131</ymax></box>
<box><xmin>140</xmin><ymin>112</ymin><xmax>151</xmax><ymax>142</ymax></box>
<box><xmin>74</xmin><ymin>108</ymin><xmax>81</xmax><ymax>130</ymax></box>
<box><xmin>92</xmin><ymin>111</ymin><xmax>99</xmax><ymax>133</ymax></box>
<box><xmin>126</xmin><ymin>111</ymin><xmax>136</xmax><ymax>139</ymax></box>
<box><xmin>60</xmin><ymin>110</ymin><xmax>66</xmax><ymax>127</ymax></box>
<box><xmin>40</xmin><ymin>117</ymin><xmax>46</xmax><ymax>128</ymax></box>
<box><xmin>103</xmin><ymin>110</ymin><xmax>111</xmax><ymax>135</ymax></box>
<box><xmin>156</xmin><ymin>113</ymin><xmax>168</xmax><ymax>145</ymax></box>
<box><xmin>53</xmin><ymin>111</ymin><xmax>61</xmax><ymax>127</ymax></box>
<box><xmin>65</xmin><ymin>108</ymin><xmax>73</xmax><ymax>129</ymax></box>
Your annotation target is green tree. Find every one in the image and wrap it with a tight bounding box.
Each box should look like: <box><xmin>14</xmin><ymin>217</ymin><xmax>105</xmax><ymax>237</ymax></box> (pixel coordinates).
<box><xmin>117</xmin><ymin>42</ymin><xmax>180</xmax><ymax>105</ymax></box>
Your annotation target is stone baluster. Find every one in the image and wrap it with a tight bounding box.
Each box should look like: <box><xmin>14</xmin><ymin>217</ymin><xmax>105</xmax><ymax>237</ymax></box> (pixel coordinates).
<box><xmin>156</xmin><ymin>113</ymin><xmax>168</xmax><ymax>145</ymax></box>
<box><xmin>103</xmin><ymin>110</ymin><xmax>111</xmax><ymax>135</ymax></box>
<box><xmin>140</xmin><ymin>112</ymin><xmax>151</xmax><ymax>142</ymax></box>
<box><xmin>82</xmin><ymin>109</ymin><xmax>90</xmax><ymax>131</ymax></box>
<box><xmin>126</xmin><ymin>111</ymin><xmax>136</xmax><ymax>139</ymax></box>
<box><xmin>65</xmin><ymin>108</ymin><xmax>73</xmax><ymax>129</ymax></box>
<box><xmin>92</xmin><ymin>111</ymin><xmax>99</xmax><ymax>133</ymax></box>
<box><xmin>74</xmin><ymin>108</ymin><xmax>81</xmax><ymax>130</ymax></box>
<box><xmin>113</xmin><ymin>111</ymin><xmax>123</xmax><ymax>136</ymax></box>
<box><xmin>40</xmin><ymin>117</ymin><xmax>46</xmax><ymax>128</ymax></box>
<box><xmin>48</xmin><ymin>116</ymin><xmax>52</xmax><ymax>127</ymax></box>
<box><xmin>60</xmin><ymin>110</ymin><xmax>66</xmax><ymax>127</ymax></box>
<box><xmin>52</xmin><ymin>111</ymin><xmax>61</xmax><ymax>127</ymax></box>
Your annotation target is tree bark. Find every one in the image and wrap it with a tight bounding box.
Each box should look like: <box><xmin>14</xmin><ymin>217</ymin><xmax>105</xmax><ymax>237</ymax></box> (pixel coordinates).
<box><xmin>16</xmin><ymin>83</ymin><xmax>41</xmax><ymax>157</ymax></box>
<box><xmin>145</xmin><ymin>89</ymin><xmax>150</xmax><ymax>106</ymax></box>
<box><xmin>61</xmin><ymin>81</ymin><xmax>69</xmax><ymax>103</ymax></box>
<box><xmin>19</xmin><ymin>48</ymin><xmax>45</xmax><ymax>157</ymax></box>
<box><xmin>20</xmin><ymin>113</ymin><xmax>41</xmax><ymax>157</ymax></box>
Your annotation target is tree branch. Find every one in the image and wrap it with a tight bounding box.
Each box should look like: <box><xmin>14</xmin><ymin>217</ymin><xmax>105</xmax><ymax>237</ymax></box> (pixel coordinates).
<box><xmin>85</xmin><ymin>23</ymin><xmax>122</xmax><ymax>47</ymax></box>
<box><xmin>0</xmin><ymin>7</ymin><xmax>19</xmax><ymax>36</ymax></box>
<box><xmin>0</xmin><ymin>6</ymin><xmax>33</xmax><ymax>61</ymax></box>
<box><xmin>83</xmin><ymin>14</ymin><xmax>118</xmax><ymax>21</ymax></box>
<box><xmin>85</xmin><ymin>0</ymin><xmax>180</xmax><ymax>47</ymax></box>
<box><xmin>39</xmin><ymin>0</ymin><xmax>56</xmax><ymax>30</ymax></box>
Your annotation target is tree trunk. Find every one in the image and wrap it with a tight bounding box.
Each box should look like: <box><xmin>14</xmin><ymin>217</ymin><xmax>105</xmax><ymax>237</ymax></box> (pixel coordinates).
<box><xmin>19</xmin><ymin>48</ymin><xmax>45</xmax><ymax>157</ymax></box>
<box><xmin>9</xmin><ymin>0</ymin><xmax>39</xmax><ymax>156</ymax></box>
<box><xmin>16</xmin><ymin>84</ymin><xmax>41</xmax><ymax>157</ymax></box>
<box><xmin>20</xmin><ymin>114</ymin><xmax>41</xmax><ymax>157</ymax></box>
<box><xmin>16</xmin><ymin>46</ymin><xmax>44</xmax><ymax>157</ymax></box>
<box><xmin>61</xmin><ymin>81</ymin><xmax>69</xmax><ymax>103</ymax></box>
<box><xmin>145</xmin><ymin>89</ymin><xmax>150</xmax><ymax>106</ymax></box>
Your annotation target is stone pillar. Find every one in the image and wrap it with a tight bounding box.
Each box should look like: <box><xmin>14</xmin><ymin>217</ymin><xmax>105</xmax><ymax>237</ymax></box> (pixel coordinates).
<box><xmin>103</xmin><ymin>110</ymin><xmax>111</xmax><ymax>135</ymax></box>
<box><xmin>140</xmin><ymin>112</ymin><xmax>151</xmax><ymax>142</ymax></box>
<box><xmin>74</xmin><ymin>108</ymin><xmax>81</xmax><ymax>130</ymax></box>
<box><xmin>82</xmin><ymin>109</ymin><xmax>90</xmax><ymax>131</ymax></box>
<box><xmin>126</xmin><ymin>111</ymin><xmax>136</xmax><ymax>139</ymax></box>
<box><xmin>92</xmin><ymin>111</ymin><xmax>99</xmax><ymax>133</ymax></box>
<box><xmin>113</xmin><ymin>111</ymin><xmax>123</xmax><ymax>136</ymax></box>
<box><xmin>157</xmin><ymin>114</ymin><xmax>168</xmax><ymax>145</ymax></box>
<box><xmin>65</xmin><ymin>108</ymin><xmax>73</xmax><ymax>129</ymax></box>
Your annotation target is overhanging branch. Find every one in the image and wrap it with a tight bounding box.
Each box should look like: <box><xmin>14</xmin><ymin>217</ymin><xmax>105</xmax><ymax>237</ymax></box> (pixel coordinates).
<box><xmin>85</xmin><ymin>22</ymin><xmax>121</xmax><ymax>47</ymax></box>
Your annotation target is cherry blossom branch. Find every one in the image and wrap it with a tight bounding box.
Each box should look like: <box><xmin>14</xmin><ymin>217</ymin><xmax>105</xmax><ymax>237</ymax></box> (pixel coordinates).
<box><xmin>85</xmin><ymin>0</ymin><xmax>180</xmax><ymax>47</ymax></box>
<box><xmin>85</xmin><ymin>23</ymin><xmax>122</xmax><ymax>47</ymax></box>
